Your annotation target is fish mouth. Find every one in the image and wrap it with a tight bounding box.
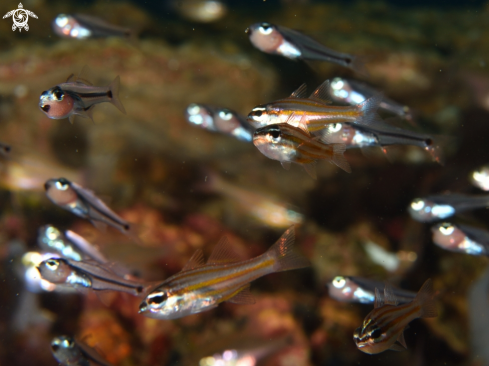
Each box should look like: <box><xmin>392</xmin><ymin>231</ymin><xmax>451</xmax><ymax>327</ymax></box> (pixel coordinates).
<box><xmin>40</xmin><ymin>104</ymin><xmax>50</xmax><ymax>113</ymax></box>
<box><xmin>138</xmin><ymin>301</ymin><xmax>148</xmax><ymax>313</ymax></box>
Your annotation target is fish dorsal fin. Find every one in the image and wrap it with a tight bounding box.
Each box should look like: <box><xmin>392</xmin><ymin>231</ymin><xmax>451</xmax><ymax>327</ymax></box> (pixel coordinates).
<box><xmin>374</xmin><ymin>287</ymin><xmax>384</xmax><ymax>308</ymax></box>
<box><xmin>66</xmin><ymin>73</ymin><xmax>76</xmax><ymax>83</ymax></box>
<box><xmin>227</xmin><ymin>284</ymin><xmax>256</xmax><ymax>304</ymax></box>
<box><xmin>207</xmin><ymin>236</ymin><xmax>242</xmax><ymax>265</ymax></box>
<box><xmin>281</xmin><ymin>161</ymin><xmax>291</xmax><ymax>170</ymax></box>
<box><xmin>75</xmin><ymin>65</ymin><xmax>93</xmax><ymax>85</ymax></box>
<box><xmin>289</xmin><ymin>83</ymin><xmax>308</xmax><ymax>98</ymax></box>
<box><xmin>396</xmin><ymin>331</ymin><xmax>407</xmax><ymax>349</ymax></box>
<box><xmin>309</xmin><ymin>80</ymin><xmax>332</xmax><ymax>104</ymax></box>
<box><xmin>384</xmin><ymin>283</ymin><xmax>399</xmax><ymax>305</ymax></box>
<box><xmin>182</xmin><ymin>249</ymin><xmax>205</xmax><ymax>271</ymax></box>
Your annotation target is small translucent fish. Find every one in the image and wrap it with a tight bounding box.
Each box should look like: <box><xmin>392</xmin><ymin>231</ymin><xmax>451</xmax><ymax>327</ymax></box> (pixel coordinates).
<box><xmin>39</xmin><ymin>72</ymin><xmax>126</xmax><ymax>123</ymax></box>
<box><xmin>138</xmin><ymin>226</ymin><xmax>310</xmax><ymax>319</ymax></box>
<box><xmin>52</xmin><ymin>13</ymin><xmax>132</xmax><ymax>40</ymax></box>
<box><xmin>431</xmin><ymin>222</ymin><xmax>489</xmax><ymax>256</ymax></box>
<box><xmin>173</xmin><ymin>0</ymin><xmax>227</xmax><ymax>23</ymax></box>
<box><xmin>203</xmin><ymin>172</ymin><xmax>303</xmax><ymax>228</ymax></box>
<box><xmin>327</xmin><ymin>276</ymin><xmax>416</xmax><ymax>304</ymax></box>
<box><xmin>409</xmin><ymin>194</ymin><xmax>489</xmax><ymax>223</ymax></box>
<box><xmin>247</xmin><ymin>80</ymin><xmax>381</xmax><ymax>131</ymax></box>
<box><xmin>51</xmin><ymin>335</ymin><xmax>113</xmax><ymax>366</ymax></box>
<box><xmin>37</xmin><ymin>258</ymin><xmax>148</xmax><ymax>296</ymax></box>
<box><xmin>246</xmin><ymin>23</ymin><xmax>366</xmax><ymax>74</ymax></box>
<box><xmin>38</xmin><ymin>225</ymin><xmax>108</xmax><ymax>263</ymax></box>
<box><xmin>44</xmin><ymin>178</ymin><xmax>137</xmax><ymax>240</ymax></box>
<box><xmin>186</xmin><ymin>104</ymin><xmax>255</xmax><ymax>142</ymax></box>
<box><xmin>353</xmin><ymin>279</ymin><xmax>438</xmax><ymax>354</ymax></box>
<box><xmin>320</xmin><ymin>120</ymin><xmax>443</xmax><ymax>164</ymax></box>
<box><xmin>328</xmin><ymin>77</ymin><xmax>413</xmax><ymax>121</ymax></box>
<box><xmin>252</xmin><ymin>119</ymin><xmax>351</xmax><ymax>179</ymax></box>
<box><xmin>470</xmin><ymin>165</ymin><xmax>489</xmax><ymax>191</ymax></box>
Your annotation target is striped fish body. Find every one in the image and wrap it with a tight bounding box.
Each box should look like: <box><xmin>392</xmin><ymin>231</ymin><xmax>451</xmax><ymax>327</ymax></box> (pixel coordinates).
<box><xmin>139</xmin><ymin>227</ymin><xmax>310</xmax><ymax>319</ymax></box>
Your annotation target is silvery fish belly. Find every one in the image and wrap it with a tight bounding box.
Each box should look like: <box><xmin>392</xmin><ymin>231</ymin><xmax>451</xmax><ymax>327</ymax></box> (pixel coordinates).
<box><xmin>246</xmin><ymin>80</ymin><xmax>381</xmax><ymax>132</ymax></box>
<box><xmin>138</xmin><ymin>227</ymin><xmax>310</xmax><ymax>319</ymax></box>
<box><xmin>431</xmin><ymin>222</ymin><xmax>489</xmax><ymax>256</ymax></box>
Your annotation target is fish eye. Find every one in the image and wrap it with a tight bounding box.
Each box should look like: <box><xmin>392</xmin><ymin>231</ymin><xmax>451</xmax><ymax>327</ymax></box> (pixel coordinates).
<box><xmin>259</xmin><ymin>23</ymin><xmax>273</xmax><ymax>35</ymax></box>
<box><xmin>187</xmin><ymin>104</ymin><xmax>201</xmax><ymax>115</ymax></box>
<box><xmin>254</xmin><ymin>110</ymin><xmax>263</xmax><ymax>117</ymax></box>
<box><xmin>267</xmin><ymin>128</ymin><xmax>281</xmax><ymax>142</ymax></box>
<box><xmin>147</xmin><ymin>291</ymin><xmax>168</xmax><ymax>306</ymax></box>
<box><xmin>51</xmin><ymin>343</ymin><xmax>59</xmax><ymax>352</ymax></box>
<box><xmin>410</xmin><ymin>199</ymin><xmax>425</xmax><ymax>211</ymax></box>
<box><xmin>46</xmin><ymin>226</ymin><xmax>60</xmax><ymax>240</ymax></box>
<box><xmin>55</xmin><ymin>181</ymin><xmax>69</xmax><ymax>190</ymax></box>
<box><xmin>46</xmin><ymin>259</ymin><xmax>60</xmax><ymax>270</ymax></box>
<box><xmin>332</xmin><ymin>276</ymin><xmax>346</xmax><ymax>288</ymax></box>
<box><xmin>52</xmin><ymin>87</ymin><xmax>64</xmax><ymax>101</ymax></box>
<box><xmin>425</xmin><ymin>138</ymin><xmax>433</xmax><ymax>146</ymax></box>
<box><xmin>41</xmin><ymin>105</ymin><xmax>50</xmax><ymax>112</ymax></box>
<box><xmin>331</xmin><ymin>78</ymin><xmax>344</xmax><ymax>90</ymax></box>
<box><xmin>218</xmin><ymin>109</ymin><xmax>233</xmax><ymax>121</ymax></box>
<box><xmin>329</xmin><ymin>123</ymin><xmax>342</xmax><ymax>133</ymax></box>
<box><xmin>369</xmin><ymin>328</ymin><xmax>382</xmax><ymax>339</ymax></box>
<box><xmin>439</xmin><ymin>222</ymin><xmax>454</xmax><ymax>235</ymax></box>
<box><xmin>61</xmin><ymin>339</ymin><xmax>74</xmax><ymax>348</ymax></box>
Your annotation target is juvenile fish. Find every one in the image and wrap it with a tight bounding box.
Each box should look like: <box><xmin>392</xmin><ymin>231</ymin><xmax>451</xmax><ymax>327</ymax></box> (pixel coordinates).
<box><xmin>52</xmin><ymin>13</ymin><xmax>132</xmax><ymax>39</ymax></box>
<box><xmin>138</xmin><ymin>226</ymin><xmax>310</xmax><ymax>319</ymax></box>
<box><xmin>327</xmin><ymin>276</ymin><xmax>416</xmax><ymax>304</ymax></box>
<box><xmin>470</xmin><ymin>165</ymin><xmax>489</xmax><ymax>191</ymax></box>
<box><xmin>409</xmin><ymin>193</ymin><xmax>489</xmax><ymax>223</ymax></box>
<box><xmin>328</xmin><ymin>77</ymin><xmax>413</xmax><ymax>121</ymax></box>
<box><xmin>246</xmin><ymin>23</ymin><xmax>366</xmax><ymax>74</ymax></box>
<box><xmin>44</xmin><ymin>178</ymin><xmax>135</xmax><ymax>238</ymax></box>
<box><xmin>431</xmin><ymin>222</ymin><xmax>489</xmax><ymax>256</ymax></box>
<box><xmin>252</xmin><ymin>120</ymin><xmax>351</xmax><ymax>179</ymax></box>
<box><xmin>353</xmin><ymin>279</ymin><xmax>438</xmax><ymax>354</ymax></box>
<box><xmin>39</xmin><ymin>73</ymin><xmax>126</xmax><ymax>123</ymax></box>
<box><xmin>186</xmin><ymin>103</ymin><xmax>254</xmax><ymax>142</ymax></box>
<box><xmin>37</xmin><ymin>258</ymin><xmax>148</xmax><ymax>296</ymax></box>
<box><xmin>51</xmin><ymin>335</ymin><xmax>113</xmax><ymax>366</ymax></box>
<box><xmin>320</xmin><ymin>120</ymin><xmax>443</xmax><ymax>164</ymax></box>
<box><xmin>247</xmin><ymin>80</ymin><xmax>381</xmax><ymax>131</ymax></box>
<box><xmin>38</xmin><ymin>225</ymin><xmax>108</xmax><ymax>263</ymax></box>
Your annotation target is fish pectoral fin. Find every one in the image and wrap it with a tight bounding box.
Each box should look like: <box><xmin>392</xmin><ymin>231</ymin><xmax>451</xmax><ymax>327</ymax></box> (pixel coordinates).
<box><xmin>396</xmin><ymin>331</ymin><xmax>407</xmax><ymax>349</ymax></box>
<box><xmin>289</xmin><ymin>83</ymin><xmax>308</xmax><ymax>98</ymax></box>
<box><xmin>389</xmin><ymin>343</ymin><xmax>405</xmax><ymax>352</ymax></box>
<box><xmin>281</xmin><ymin>161</ymin><xmax>291</xmax><ymax>170</ymax></box>
<box><xmin>207</xmin><ymin>236</ymin><xmax>242</xmax><ymax>265</ymax></box>
<box><xmin>227</xmin><ymin>285</ymin><xmax>256</xmax><ymax>305</ymax></box>
<box><xmin>182</xmin><ymin>249</ymin><xmax>205</xmax><ymax>271</ymax></box>
<box><xmin>302</xmin><ymin>161</ymin><xmax>317</xmax><ymax>180</ymax></box>
<box><xmin>309</xmin><ymin>80</ymin><xmax>332</xmax><ymax>104</ymax></box>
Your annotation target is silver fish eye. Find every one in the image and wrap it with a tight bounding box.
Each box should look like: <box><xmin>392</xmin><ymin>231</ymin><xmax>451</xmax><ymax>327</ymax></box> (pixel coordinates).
<box><xmin>267</xmin><ymin>128</ymin><xmax>281</xmax><ymax>142</ymax></box>
<box><xmin>259</xmin><ymin>23</ymin><xmax>273</xmax><ymax>35</ymax></box>
<box><xmin>439</xmin><ymin>222</ymin><xmax>454</xmax><ymax>235</ymax></box>
<box><xmin>55</xmin><ymin>181</ymin><xmax>69</xmax><ymax>190</ymax></box>
<box><xmin>52</xmin><ymin>88</ymin><xmax>64</xmax><ymax>101</ymax></box>
<box><xmin>46</xmin><ymin>226</ymin><xmax>61</xmax><ymax>240</ymax></box>
<box><xmin>218</xmin><ymin>110</ymin><xmax>232</xmax><ymax>121</ymax></box>
<box><xmin>331</xmin><ymin>78</ymin><xmax>344</xmax><ymax>90</ymax></box>
<box><xmin>147</xmin><ymin>291</ymin><xmax>168</xmax><ymax>306</ymax></box>
<box><xmin>46</xmin><ymin>259</ymin><xmax>60</xmax><ymax>270</ymax></box>
<box><xmin>410</xmin><ymin>199</ymin><xmax>425</xmax><ymax>211</ymax></box>
<box><xmin>329</xmin><ymin>123</ymin><xmax>342</xmax><ymax>133</ymax></box>
<box><xmin>187</xmin><ymin>104</ymin><xmax>201</xmax><ymax>115</ymax></box>
<box><xmin>55</xmin><ymin>14</ymin><xmax>69</xmax><ymax>27</ymax></box>
<box><xmin>368</xmin><ymin>328</ymin><xmax>382</xmax><ymax>339</ymax></box>
<box><xmin>332</xmin><ymin>276</ymin><xmax>346</xmax><ymax>288</ymax></box>
<box><xmin>61</xmin><ymin>339</ymin><xmax>74</xmax><ymax>348</ymax></box>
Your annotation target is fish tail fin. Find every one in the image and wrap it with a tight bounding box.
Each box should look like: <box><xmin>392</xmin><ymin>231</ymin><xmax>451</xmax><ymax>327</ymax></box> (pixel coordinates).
<box><xmin>268</xmin><ymin>226</ymin><xmax>310</xmax><ymax>273</ymax></box>
<box><xmin>415</xmin><ymin>279</ymin><xmax>438</xmax><ymax>318</ymax></box>
<box><xmin>108</xmin><ymin>76</ymin><xmax>127</xmax><ymax>114</ymax></box>
<box><xmin>332</xmin><ymin>143</ymin><xmax>351</xmax><ymax>173</ymax></box>
<box><xmin>356</xmin><ymin>93</ymin><xmax>382</xmax><ymax>127</ymax></box>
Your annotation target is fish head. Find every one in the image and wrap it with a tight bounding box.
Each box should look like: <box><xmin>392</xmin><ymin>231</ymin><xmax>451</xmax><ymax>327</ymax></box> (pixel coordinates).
<box><xmin>431</xmin><ymin>222</ymin><xmax>466</xmax><ymax>252</ymax></box>
<box><xmin>408</xmin><ymin>198</ymin><xmax>454</xmax><ymax>222</ymax></box>
<box><xmin>39</xmin><ymin>86</ymin><xmax>75</xmax><ymax>119</ymax></box>
<box><xmin>353</xmin><ymin>318</ymin><xmax>387</xmax><ymax>354</ymax></box>
<box><xmin>51</xmin><ymin>336</ymin><xmax>83</xmax><ymax>364</ymax></box>
<box><xmin>45</xmin><ymin>178</ymin><xmax>78</xmax><ymax>206</ymax></box>
<box><xmin>139</xmin><ymin>287</ymin><xmax>179</xmax><ymax>319</ymax></box>
<box><xmin>247</xmin><ymin>104</ymin><xmax>278</xmax><ymax>128</ymax></box>
<box><xmin>186</xmin><ymin>103</ymin><xmax>216</xmax><ymax>131</ymax></box>
<box><xmin>328</xmin><ymin>276</ymin><xmax>358</xmax><ymax>302</ymax></box>
<box><xmin>37</xmin><ymin>258</ymin><xmax>72</xmax><ymax>283</ymax></box>
<box><xmin>253</xmin><ymin>124</ymin><xmax>297</xmax><ymax>162</ymax></box>
<box><xmin>213</xmin><ymin>108</ymin><xmax>241</xmax><ymax>133</ymax></box>
<box><xmin>247</xmin><ymin>22</ymin><xmax>283</xmax><ymax>53</ymax></box>
<box><xmin>329</xmin><ymin>77</ymin><xmax>354</xmax><ymax>102</ymax></box>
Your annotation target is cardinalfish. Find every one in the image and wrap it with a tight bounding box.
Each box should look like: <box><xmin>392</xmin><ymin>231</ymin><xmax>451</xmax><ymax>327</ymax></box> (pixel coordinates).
<box><xmin>319</xmin><ymin>120</ymin><xmax>443</xmax><ymax>164</ymax></box>
<box><xmin>253</xmin><ymin>119</ymin><xmax>350</xmax><ymax>179</ymax></box>
<box><xmin>328</xmin><ymin>77</ymin><xmax>413</xmax><ymax>121</ymax></box>
<box><xmin>186</xmin><ymin>104</ymin><xmax>255</xmax><ymax>142</ymax></box>
<box><xmin>247</xmin><ymin>80</ymin><xmax>381</xmax><ymax>131</ymax></box>
<box><xmin>327</xmin><ymin>276</ymin><xmax>416</xmax><ymax>305</ymax></box>
<box><xmin>38</xmin><ymin>225</ymin><xmax>108</xmax><ymax>264</ymax></box>
<box><xmin>246</xmin><ymin>22</ymin><xmax>367</xmax><ymax>75</ymax></box>
<box><xmin>39</xmin><ymin>71</ymin><xmax>126</xmax><ymax>123</ymax></box>
<box><xmin>409</xmin><ymin>193</ymin><xmax>489</xmax><ymax>223</ymax></box>
<box><xmin>471</xmin><ymin>165</ymin><xmax>489</xmax><ymax>191</ymax></box>
<box><xmin>431</xmin><ymin>222</ymin><xmax>489</xmax><ymax>256</ymax></box>
<box><xmin>44</xmin><ymin>178</ymin><xmax>137</xmax><ymax>237</ymax></box>
<box><xmin>138</xmin><ymin>226</ymin><xmax>310</xmax><ymax>319</ymax></box>
<box><xmin>353</xmin><ymin>279</ymin><xmax>438</xmax><ymax>354</ymax></box>
<box><xmin>52</xmin><ymin>13</ymin><xmax>132</xmax><ymax>40</ymax></box>
<box><xmin>51</xmin><ymin>336</ymin><xmax>113</xmax><ymax>366</ymax></box>
<box><xmin>37</xmin><ymin>257</ymin><xmax>150</xmax><ymax>296</ymax></box>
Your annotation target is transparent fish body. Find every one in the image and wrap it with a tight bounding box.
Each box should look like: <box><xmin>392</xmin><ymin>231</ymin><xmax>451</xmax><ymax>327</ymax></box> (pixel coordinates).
<box><xmin>52</xmin><ymin>13</ymin><xmax>131</xmax><ymax>39</ymax></box>
<box><xmin>51</xmin><ymin>336</ymin><xmax>113</xmax><ymax>366</ymax></box>
<box><xmin>431</xmin><ymin>222</ymin><xmax>488</xmax><ymax>256</ymax></box>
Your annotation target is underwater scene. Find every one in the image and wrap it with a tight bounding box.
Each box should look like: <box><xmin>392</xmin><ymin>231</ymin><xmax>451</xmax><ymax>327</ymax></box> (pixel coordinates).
<box><xmin>1</xmin><ymin>0</ymin><xmax>489</xmax><ymax>365</ymax></box>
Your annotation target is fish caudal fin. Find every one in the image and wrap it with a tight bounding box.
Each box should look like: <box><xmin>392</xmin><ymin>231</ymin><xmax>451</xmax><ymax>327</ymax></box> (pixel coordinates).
<box><xmin>415</xmin><ymin>279</ymin><xmax>438</xmax><ymax>318</ymax></box>
<box><xmin>269</xmin><ymin>226</ymin><xmax>310</xmax><ymax>273</ymax></box>
<box><xmin>356</xmin><ymin>93</ymin><xmax>382</xmax><ymax>127</ymax></box>
<box><xmin>108</xmin><ymin>76</ymin><xmax>126</xmax><ymax>114</ymax></box>
<box><xmin>332</xmin><ymin>144</ymin><xmax>351</xmax><ymax>173</ymax></box>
